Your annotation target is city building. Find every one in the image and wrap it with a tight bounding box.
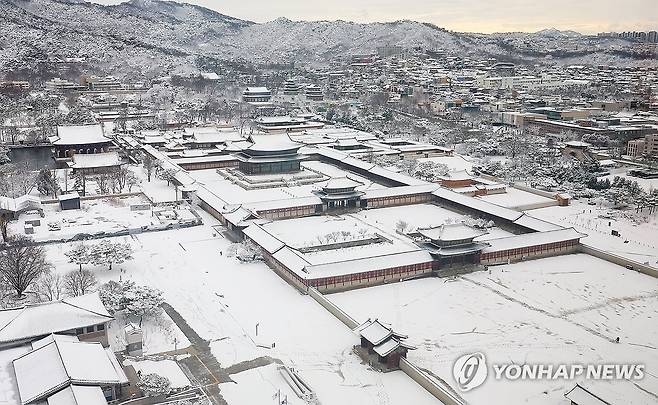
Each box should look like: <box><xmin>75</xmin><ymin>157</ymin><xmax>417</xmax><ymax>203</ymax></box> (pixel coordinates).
<box><xmin>627</xmin><ymin>133</ymin><xmax>658</xmax><ymax>158</ymax></box>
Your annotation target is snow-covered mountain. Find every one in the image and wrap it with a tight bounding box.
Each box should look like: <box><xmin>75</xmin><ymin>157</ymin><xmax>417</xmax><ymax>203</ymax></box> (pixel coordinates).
<box><xmin>0</xmin><ymin>0</ymin><xmax>652</xmax><ymax>79</ymax></box>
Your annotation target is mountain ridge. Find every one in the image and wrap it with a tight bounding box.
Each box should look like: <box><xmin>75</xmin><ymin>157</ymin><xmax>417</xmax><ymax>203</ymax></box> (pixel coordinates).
<box><xmin>0</xmin><ymin>0</ymin><xmax>653</xmax><ymax>80</ymax></box>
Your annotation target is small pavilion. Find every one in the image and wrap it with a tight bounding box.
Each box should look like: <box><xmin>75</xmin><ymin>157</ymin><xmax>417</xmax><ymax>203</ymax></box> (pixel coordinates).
<box><xmin>315</xmin><ymin>177</ymin><xmax>364</xmax><ymax>211</ymax></box>
<box><xmin>354</xmin><ymin>319</ymin><xmax>415</xmax><ymax>371</ymax></box>
<box><xmin>418</xmin><ymin>223</ymin><xmax>489</xmax><ymax>267</ymax></box>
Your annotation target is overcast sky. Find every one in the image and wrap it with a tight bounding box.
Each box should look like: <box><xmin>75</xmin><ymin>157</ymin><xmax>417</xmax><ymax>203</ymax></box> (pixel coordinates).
<box><xmin>92</xmin><ymin>0</ymin><xmax>657</xmax><ymax>34</ymax></box>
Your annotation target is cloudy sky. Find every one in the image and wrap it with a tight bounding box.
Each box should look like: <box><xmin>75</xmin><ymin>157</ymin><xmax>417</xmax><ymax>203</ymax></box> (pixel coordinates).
<box><xmin>92</xmin><ymin>0</ymin><xmax>657</xmax><ymax>34</ymax></box>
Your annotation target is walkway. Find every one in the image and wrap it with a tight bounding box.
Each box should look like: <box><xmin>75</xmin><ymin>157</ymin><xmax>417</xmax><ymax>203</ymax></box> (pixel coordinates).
<box><xmin>161</xmin><ymin>303</ymin><xmax>282</xmax><ymax>405</ymax></box>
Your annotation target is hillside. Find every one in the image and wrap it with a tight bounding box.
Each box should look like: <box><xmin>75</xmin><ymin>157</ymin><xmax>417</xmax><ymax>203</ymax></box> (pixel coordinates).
<box><xmin>0</xmin><ymin>0</ymin><xmax>654</xmax><ymax>79</ymax></box>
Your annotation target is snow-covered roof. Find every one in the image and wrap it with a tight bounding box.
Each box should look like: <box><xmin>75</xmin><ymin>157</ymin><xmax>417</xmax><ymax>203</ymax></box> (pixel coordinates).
<box><xmin>512</xmin><ymin>214</ymin><xmax>563</xmax><ymax>232</ymax></box>
<box><xmin>304</xmin><ymin>250</ymin><xmax>433</xmax><ymax>278</ymax></box>
<box><xmin>363</xmin><ymin>184</ymin><xmax>439</xmax><ymax>199</ymax></box>
<box><xmin>565</xmin><ymin>380</ymin><xmax>657</xmax><ymax>405</ymax></box>
<box><xmin>245</xmin><ymin>134</ymin><xmax>303</xmax><ymax>153</ymax></box>
<box><xmin>57</xmin><ymin>192</ymin><xmax>80</xmax><ymax>202</ymax></box>
<box><xmin>335</xmin><ymin>138</ymin><xmax>362</xmax><ymax>147</ymax></box>
<box><xmin>13</xmin><ymin>334</ymin><xmax>126</xmax><ymax>404</ymax></box>
<box><xmin>440</xmin><ymin>170</ymin><xmax>473</xmax><ymax>181</ymax></box>
<box><xmin>70</xmin><ymin>152</ymin><xmax>121</xmax><ymax>169</ymax></box>
<box><xmin>432</xmin><ymin>187</ymin><xmax>524</xmax><ymax>222</ymax></box>
<box><xmin>243</xmin><ymin>223</ymin><xmax>285</xmax><ymax>254</ymax></box>
<box><xmin>323</xmin><ymin>177</ymin><xmax>362</xmax><ymax>190</ymax></box>
<box><xmin>244</xmin><ymin>87</ymin><xmax>270</xmax><ymax>93</ymax></box>
<box><xmin>46</xmin><ymin>385</ymin><xmax>107</xmax><ymax>405</ymax></box>
<box><xmin>246</xmin><ymin>196</ymin><xmax>321</xmax><ymax>212</ymax></box>
<box><xmin>0</xmin><ymin>293</ymin><xmax>112</xmax><ymax>345</ymax></box>
<box><xmin>483</xmin><ymin>228</ymin><xmax>586</xmax><ymax>253</ymax></box>
<box><xmin>373</xmin><ymin>338</ymin><xmax>416</xmax><ymax>357</ymax></box>
<box><xmin>565</xmin><ymin>140</ymin><xmax>591</xmax><ymax>148</ymax></box>
<box><xmin>419</xmin><ymin>223</ymin><xmax>488</xmax><ymax>242</ymax></box>
<box><xmin>52</xmin><ymin>125</ymin><xmax>109</xmax><ymax>146</ymax></box>
<box><xmin>356</xmin><ymin>319</ymin><xmax>394</xmax><ymax>346</ymax></box>
<box><xmin>192</xmin><ymin>131</ymin><xmax>243</xmax><ymax>144</ymax></box>
<box><xmin>0</xmin><ymin>195</ymin><xmax>42</xmax><ymax>214</ymax></box>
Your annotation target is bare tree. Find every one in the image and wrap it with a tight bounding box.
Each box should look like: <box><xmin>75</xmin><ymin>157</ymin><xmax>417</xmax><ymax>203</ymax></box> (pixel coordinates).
<box><xmin>0</xmin><ymin>235</ymin><xmax>51</xmax><ymax>297</ymax></box>
<box><xmin>64</xmin><ymin>268</ymin><xmax>98</xmax><ymax>297</ymax></box>
<box><xmin>34</xmin><ymin>270</ymin><xmax>64</xmax><ymax>302</ymax></box>
<box><xmin>142</xmin><ymin>152</ymin><xmax>158</xmax><ymax>182</ymax></box>
<box><xmin>126</xmin><ymin>171</ymin><xmax>140</xmax><ymax>192</ymax></box>
<box><xmin>0</xmin><ymin>213</ymin><xmax>10</xmax><ymax>243</ymax></box>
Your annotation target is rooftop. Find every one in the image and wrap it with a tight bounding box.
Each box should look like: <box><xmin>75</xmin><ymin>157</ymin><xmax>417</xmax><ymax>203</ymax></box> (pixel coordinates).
<box><xmin>51</xmin><ymin>125</ymin><xmax>109</xmax><ymax>146</ymax></box>
<box><xmin>0</xmin><ymin>293</ymin><xmax>113</xmax><ymax>346</ymax></box>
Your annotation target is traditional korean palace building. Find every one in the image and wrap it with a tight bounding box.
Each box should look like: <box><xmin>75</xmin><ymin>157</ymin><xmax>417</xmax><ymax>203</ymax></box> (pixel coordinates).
<box><xmin>314</xmin><ymin>177</ymin><xmax>365</xmax><ymax>211</ymax></box>
<box><xmin>142</xmin><ymin>143</ymin><xmax>588</xmax><ymax>293</ymax></box>
<box><xmin>255</xmin><ymin>116</ymin><xmax>325</xmax><ymax>133</ymax></box>
<box><xmin>354</xmin><ymin>319</ymin><xmax>416</xmax><ymax>371</ymax></box>
<box><xmin>417</xmin><ymin>224</ymin><xmax>489</xmax><ymax>267</ymax></box>
<box><xmin>235</xmin><ymin>134</ymin><xmax>304</xmax><ymax>175</ymax></box>
<box><xmin>49</xmin><ymin>125</ymin><xmax>113</xmax><ymax>162</ymax></box>
<box><xmin>242</xmin><ymin>86</ymin><xmax>272</xmax><ymax>104</ymax></box>
<box><xmin>0</xmin><ymin>293</ymin><xmax>129</xmax><ymax>405</ymax></box>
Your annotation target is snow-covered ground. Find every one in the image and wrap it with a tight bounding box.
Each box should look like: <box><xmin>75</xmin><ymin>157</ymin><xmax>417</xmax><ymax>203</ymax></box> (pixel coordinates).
<box><xmin>530</xmin><ymin>200</ymin><xmax>658</xmax><ymax>266</ymax></box>
<box><xmin>330</xmin><ymin>254</ymin><xmax>658</xmax><ymax>405</ymax></box>
<box><xmin>354</xmin><ymin>204</ymin><xmax>514</xmax><ymax>241</ymax></box>
<box><xmin>107</xmin><ymin>312</ymin><xmax>190</xmax><ymax>355</ymax></box>
<box><xmin>123</xmin><ymin>359</ymin><xmax>191</xmax><ymax>389</ymax></box>
<box><xmin>44</xmin><ymin>210</ymin><xmax>438</xmax><ymax>405</ymax></box>
<box><xmin>598</xmin><ymin>168</ymin><xmax>658</xmax><ymax>192</ymax></box>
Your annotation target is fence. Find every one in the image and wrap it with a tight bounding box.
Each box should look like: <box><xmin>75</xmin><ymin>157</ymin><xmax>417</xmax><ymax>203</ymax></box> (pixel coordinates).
<box><xmin>307</xmin><ymin>287</ymin><xmax>359</xmax><ymax>329</ymax></box>
<box><xmin>399</xmin><ymin>358</ymin><xmax>466</xmax><ymax>405</ymax></box>
<box><xmin>580</xmin><ymin>244</ymin><xmax>658</xmax><ymax>278</ymax></box>
<box><xmin>309</xmin><ymin>287</ymin><xmax>469</xmax><ymax>404</ymax></box>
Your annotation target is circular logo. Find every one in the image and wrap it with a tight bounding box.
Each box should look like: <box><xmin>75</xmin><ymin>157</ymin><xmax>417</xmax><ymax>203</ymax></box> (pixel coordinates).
<box><xmin>453</xmin><ymin>352</ymin><xmax>488</xmax><ymax>392</ymax></box>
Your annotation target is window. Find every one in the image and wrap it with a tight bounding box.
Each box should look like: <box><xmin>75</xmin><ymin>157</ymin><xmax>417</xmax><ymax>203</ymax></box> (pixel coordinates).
<box><xmin>75</xmin><ymin>328</ymin><xmax>84</xmax><ymax>335</ymax></box>
<box><xmin>86</xmin><ymin>326</ymin><xmax>95</xmax><ymax>333</ymax></box>
<box><xmin>97</xmin><ymin>324</ymin><xmax>105</xmax><ymax>331</ymax></box>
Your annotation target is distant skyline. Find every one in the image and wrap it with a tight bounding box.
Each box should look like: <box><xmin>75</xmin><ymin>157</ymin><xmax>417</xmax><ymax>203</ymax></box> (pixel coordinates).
<box><xmin>92</xmin><ymin>0</ymin><xmax>657</xmax><ymax>34</ymax></box>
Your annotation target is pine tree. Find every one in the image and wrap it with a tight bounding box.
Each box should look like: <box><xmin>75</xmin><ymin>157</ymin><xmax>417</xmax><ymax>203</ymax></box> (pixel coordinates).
<box><xmin>36</xmin><ymin>168</ymin><xmax>60</xmax><ymax>198</ymax></box>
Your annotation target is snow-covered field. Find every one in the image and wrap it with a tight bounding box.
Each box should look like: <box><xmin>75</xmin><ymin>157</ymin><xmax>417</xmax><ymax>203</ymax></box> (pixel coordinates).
<box><xmin>354</xmin><ymin>203</ymin><xmax>514</xmax><ymax>241</ymax></box>
<box><xmin>44</xmin><ymin>210</ymin><xmax>438</xmax><ymax>405</ymax></box>
<box><xmin>530</xmin><ymin>200</ymin><xmax>658</xmax><ymax>266</ymax></box>
<box><xmin>330</xmin><ymin>254</ymin><xmax>658</xmax><ymax>405</ymax></box>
